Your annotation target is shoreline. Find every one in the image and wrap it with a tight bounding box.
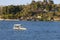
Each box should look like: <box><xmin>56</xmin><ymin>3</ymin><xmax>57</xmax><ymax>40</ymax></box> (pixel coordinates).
<box><xmin>0</xmin><ymin>19</ymin><xmax>19</xmax><ymax>21</ymax></box>
<box><xmin>0</xmin><ymin>19</ymin><xmax>60</xmax><ymax>22</ymax></box>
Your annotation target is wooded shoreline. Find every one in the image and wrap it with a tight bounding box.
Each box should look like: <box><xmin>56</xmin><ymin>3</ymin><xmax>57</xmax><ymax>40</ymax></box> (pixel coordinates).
<box><xmin>0</xmin><ymin>0</ymin><xmax>60</xmax><ymax>21</ymax></box>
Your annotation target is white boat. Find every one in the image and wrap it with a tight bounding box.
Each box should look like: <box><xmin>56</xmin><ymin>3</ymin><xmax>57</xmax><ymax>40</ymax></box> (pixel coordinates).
<box><xmin>13</xmin><ymin>24</ymin><xmax>27</xmax><ymax>30</ymax></box>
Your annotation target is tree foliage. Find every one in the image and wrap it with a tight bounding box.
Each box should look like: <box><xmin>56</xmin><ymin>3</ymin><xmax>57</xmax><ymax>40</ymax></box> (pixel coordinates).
<box><xmin>0</xmin><ymin>0</ymin><xmax>60</xmax><ymax>21</ymax></box>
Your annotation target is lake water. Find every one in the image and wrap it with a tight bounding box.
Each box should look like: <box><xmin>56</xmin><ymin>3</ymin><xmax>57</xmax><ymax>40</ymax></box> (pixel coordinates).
<box><xmin>0</xmin><ymin>21</ymin><xmax>60</xmax><ymax>40</ymax></box>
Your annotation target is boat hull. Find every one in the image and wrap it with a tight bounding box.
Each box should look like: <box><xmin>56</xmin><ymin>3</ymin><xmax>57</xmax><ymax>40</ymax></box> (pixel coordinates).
<box><xmin>13</xmin><ymin>27</ymin><xmax>27</xmax><ymax>30</ymax></box>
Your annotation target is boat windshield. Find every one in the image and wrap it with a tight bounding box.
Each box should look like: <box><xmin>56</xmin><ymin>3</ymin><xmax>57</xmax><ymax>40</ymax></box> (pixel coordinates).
<box><xmin>14</xmin><ymin>24</ymin><xmax>22</xmax><ymax>27</ymax></box>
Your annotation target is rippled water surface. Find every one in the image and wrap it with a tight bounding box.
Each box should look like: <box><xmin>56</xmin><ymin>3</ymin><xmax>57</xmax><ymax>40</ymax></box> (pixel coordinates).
<box><xmin>0</xmin><ymin>21</ymin><xmax>60</xmax><ymax>40</ymax></box>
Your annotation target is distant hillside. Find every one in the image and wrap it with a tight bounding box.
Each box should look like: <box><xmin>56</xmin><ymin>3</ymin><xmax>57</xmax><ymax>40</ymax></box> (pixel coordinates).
<box><xmin>0</xmin><ymin>0</ymin><xmax>60</xmax><ymax>21</ymax></box>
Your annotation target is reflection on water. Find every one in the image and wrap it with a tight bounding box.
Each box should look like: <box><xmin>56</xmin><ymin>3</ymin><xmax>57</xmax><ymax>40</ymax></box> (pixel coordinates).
<box><xmin>0</xmin><ymin>21</ymin><xmax>60</xmax><ymax>40</ymax></box>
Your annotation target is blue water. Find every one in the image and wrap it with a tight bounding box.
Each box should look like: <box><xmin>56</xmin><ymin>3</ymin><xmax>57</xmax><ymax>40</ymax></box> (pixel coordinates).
<box><xmin>0</xmin><ymin>21</ymin><xmax>60</xmax><ymax>40</ymax></box>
